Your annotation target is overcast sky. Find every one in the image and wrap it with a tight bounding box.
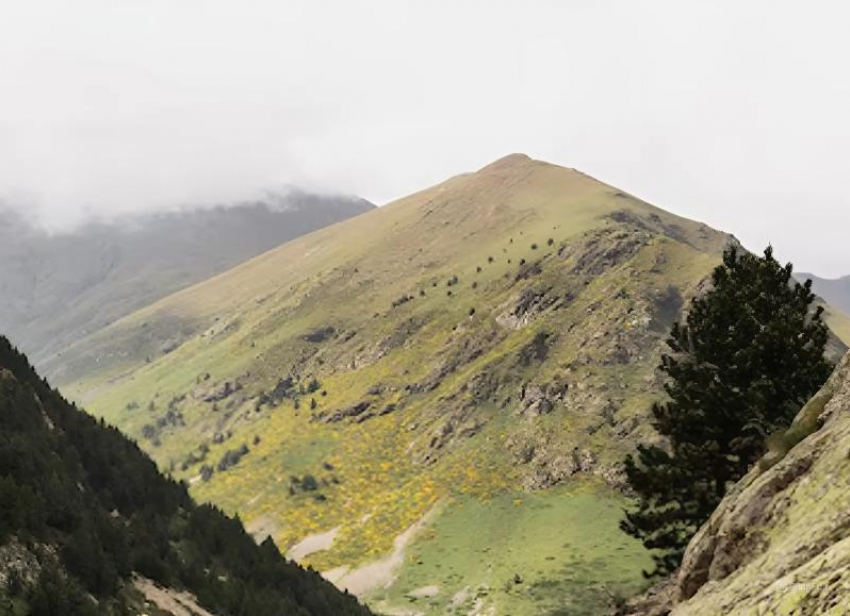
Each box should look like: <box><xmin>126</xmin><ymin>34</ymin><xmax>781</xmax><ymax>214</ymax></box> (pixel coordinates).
<box><xmin>1</xmin><ymin>1</ymin><xmax>848</xmax><ymax>276</ymax></box>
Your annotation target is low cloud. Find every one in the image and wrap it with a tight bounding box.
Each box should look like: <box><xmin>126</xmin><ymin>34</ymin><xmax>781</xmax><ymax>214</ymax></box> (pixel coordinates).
<box><xmin>1</xmin><ymin>1</ymin><xmax>848</xmax><ymax>274</ymax></box>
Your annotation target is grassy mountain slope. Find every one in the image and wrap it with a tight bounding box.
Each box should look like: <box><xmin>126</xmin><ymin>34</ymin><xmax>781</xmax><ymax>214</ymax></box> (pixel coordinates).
<box><xmin>626</xmin><ymin>351</ymin><xmax>850</xmax><ymax>615</ymax></box>
<box><xmin>0</xmin><ymin>335</ymin><xmax>370</xmax><ymax>616</ymax></box>
<box><xmin>58</xmin><ymin>154</ymin><xmax>742</xmax><ymax>614</ymax></box>
<box><xmin>823</xmin><ymin>305</ymin><xmax>850</xmax><ymax>351</ymax></box>
<box><xmin>0</xmin><ymin>191</ymin><xmax>373</xmax><ymax>373</ymax></box>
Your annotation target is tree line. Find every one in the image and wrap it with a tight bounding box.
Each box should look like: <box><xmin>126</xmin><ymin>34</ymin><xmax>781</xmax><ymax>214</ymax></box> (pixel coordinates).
<box><xmin>0</xmin><ymin>336</ymin><xmax>370</xmax><ymax>615</ymax></box>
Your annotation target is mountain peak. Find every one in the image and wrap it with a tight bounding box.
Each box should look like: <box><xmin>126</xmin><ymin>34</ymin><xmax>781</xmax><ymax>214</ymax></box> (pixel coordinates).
<box><xmin>477</xmin><ymin>152</ymin><xmax>535</xmax><ymax>172</ymax></box>
<box><xmin>47</xmin><ymin>152</ymin><xmax>740</xmax><ymax>615</ymax></box>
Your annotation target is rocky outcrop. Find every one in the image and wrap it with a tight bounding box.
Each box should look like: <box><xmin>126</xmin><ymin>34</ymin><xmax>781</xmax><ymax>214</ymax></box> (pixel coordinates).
<box><xmin>566</xmin><ymin>227</ymin><xmax>652</xmax><ymax>278</ymax></box>
<box><xmin>202</xmin><ymin>380</ymin><xmax>242</xmax><ymax>403</ymax></box>
<box><xmin>517</xmin><ymin>381</ymin><xmax>568</xmax><ymax>417</ymax></box>
<box><xmin>0</xmin><ymin>539</ymin><xmax>40</xmax><ymax>591</ymax></box>
<box><xmin>318</xmin><ymin>398</ymin><xmax>399</xmax><ymax>424</ymax></box>
<box><xmin>411</xmin><ymin>328</ymin><xmax>505</xmax><ymax>394</ymax></box>
<box><xmin>626</xmin><ymin>352</ymin><xmax>850</xmax><ymax>615</ymax></box>
<box><xmin>321</xmin><ymin>401</ymin><xmax>372</xmax><ymax>423</ymax></box>
<box><xmin>414</xmin><ymin>402</ymin><xmax>488</xmax><ymax>465</ymax></box>
<box><xmin>352</xmin><ymin>317</ymin><xmax>427</xmax><ymax>370</ymax></box>
<box><xmin>525</xmin><ymin>448</ymin><xmax>597</xmax><ymax>490</ymax></box>
<box><xmin>496</xmin><ymin>287</ymin><xmax>559</xmax><ymax>329</ymax></box>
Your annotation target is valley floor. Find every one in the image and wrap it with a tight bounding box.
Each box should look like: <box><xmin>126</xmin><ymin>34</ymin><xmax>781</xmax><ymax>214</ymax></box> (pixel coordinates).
<box><xmin>324</xmin><ymin>482</ymin><xmax>652</xmax><ymax>616</ymax></box>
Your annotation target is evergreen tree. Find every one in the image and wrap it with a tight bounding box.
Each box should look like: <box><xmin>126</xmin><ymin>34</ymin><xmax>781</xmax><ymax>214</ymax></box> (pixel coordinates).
<box><xmin>622</xmin><ymin>245</ymin><xmax>833</xmax><ymax>577</ymax></box>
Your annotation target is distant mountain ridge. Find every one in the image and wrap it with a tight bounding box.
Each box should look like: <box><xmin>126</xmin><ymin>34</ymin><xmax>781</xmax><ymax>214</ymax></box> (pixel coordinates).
<box><xmin>0</xmin><ymin>191</ymin><xmax>374</xmax><ymax>373</ymax></box>
<box><xmin>797</xmin><ymin>272</ymin><xmax>850</xmax><ymax>315</ymax></box>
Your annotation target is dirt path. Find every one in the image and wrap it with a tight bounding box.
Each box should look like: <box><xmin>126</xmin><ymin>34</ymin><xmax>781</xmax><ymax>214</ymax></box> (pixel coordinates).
<box><xmin>323</xmin><ymin>502</ymin><xmax>442</xmax><ymax>597</ymax></box>
<box><xmin>286</xmin><ymin>526</ymin><xmax>340</xmax><ymax>561</ymax></box>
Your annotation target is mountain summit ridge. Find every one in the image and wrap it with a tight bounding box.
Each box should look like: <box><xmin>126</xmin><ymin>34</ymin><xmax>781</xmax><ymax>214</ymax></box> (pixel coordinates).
<box><xmin>477</xmin><ymin>152</ymin><xmax>535</xmax><ymax>171</ymax></box>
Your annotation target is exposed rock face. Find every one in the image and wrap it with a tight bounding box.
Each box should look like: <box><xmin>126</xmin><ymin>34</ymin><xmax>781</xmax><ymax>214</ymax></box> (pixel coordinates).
<box><xmin>321</xmin><ymin>401</ymin><xmax>372</xmax><ymax>423</ymax></box>
<box><xmin>567</xmin><ymin>227</ymin><xmax>653</xmax><ymax>278</ymax></box>
<box><xmin>521</xmin><ymin>447</ymin><xmax>599</xmax><ymax>490</ymax></box>
<box><xmin>517</xmin><ymin>381</ymin><xmax>567</xmax><ymax>417</ymax></box>
<box><xmin>496</xmin><ymin>287</ymin><xmax>560</xmax><ymax>330</ymax></box>
<box><xmin>415</xmin><ymin>403</ymin><xmax>487</xmax><ymax>465</ymax></box>
<box><xmin>0</xmin><ymin>539</ymin><xmax>40</xmax><ymax>590</ymax></box>
<box><xmin>626</xmin><ymin>352</ymin><xmax>850</xmax><ymax>615</ymax></box>
<box><xmin>352</xmin><ymin>318</ymin><xmax>427</xmax><ymax>370</ymax></box>
<box><xmin>202</xmin><ymin>380</ymin><xmax>241</xmax><ymax>403</ymax></box>
<box><xmin>411</xmin><ymin>328</ymin><xmax>506</xmax><ymax>394</ymax></box>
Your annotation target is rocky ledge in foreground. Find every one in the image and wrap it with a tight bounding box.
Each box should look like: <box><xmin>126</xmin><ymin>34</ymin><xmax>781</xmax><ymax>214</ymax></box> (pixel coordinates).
<box><xmin>626</xmin><ymin>351</ymin><xmax>850</xmax><ymax>615</ymax></box>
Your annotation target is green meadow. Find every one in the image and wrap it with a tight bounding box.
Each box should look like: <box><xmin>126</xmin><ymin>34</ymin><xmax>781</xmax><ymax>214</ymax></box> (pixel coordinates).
<box><xmin>369</xmin><ymin>483</ymin><xmax>653</xmax><ymax>615</ymax></box>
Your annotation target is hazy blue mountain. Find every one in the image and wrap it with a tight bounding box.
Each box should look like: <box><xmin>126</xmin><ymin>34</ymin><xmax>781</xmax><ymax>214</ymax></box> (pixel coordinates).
<box><xmin>797</xmin><ymin>272</ymin><xmax>850</xmax><ymax>316</ymax></box>
<box><xmin>0</xmin><ymin>191</ymin><xmax>373</xmax><ymax>372</ymax></box>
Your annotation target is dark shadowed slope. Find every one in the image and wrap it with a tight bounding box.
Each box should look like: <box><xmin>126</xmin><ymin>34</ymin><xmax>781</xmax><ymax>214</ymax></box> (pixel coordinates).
<box><xmin>0</xmin><ymin>190</ymin><xmax>373</xmax><ymax>373</ymax></box>
<box><xmin>0</xmin><ymin>334</ymin><xmax>371</xmax><ymax>615</ymax></box>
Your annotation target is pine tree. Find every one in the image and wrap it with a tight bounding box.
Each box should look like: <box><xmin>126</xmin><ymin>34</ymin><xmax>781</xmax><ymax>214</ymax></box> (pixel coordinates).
<box><xmin>622</xmin><ymin>245</ymin><xmax>833</xmax><ymax>577</ymax></box>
